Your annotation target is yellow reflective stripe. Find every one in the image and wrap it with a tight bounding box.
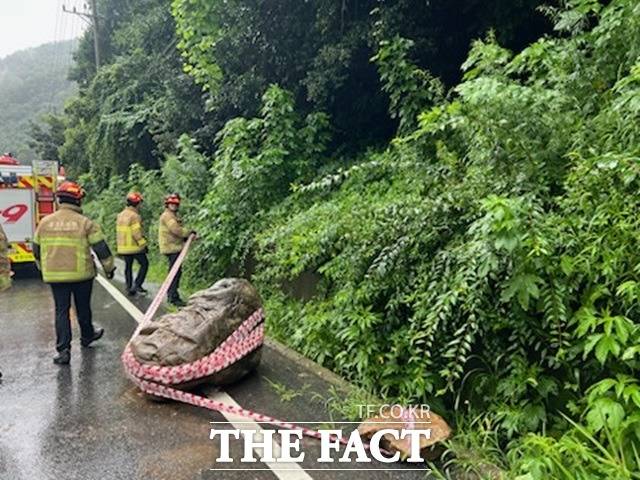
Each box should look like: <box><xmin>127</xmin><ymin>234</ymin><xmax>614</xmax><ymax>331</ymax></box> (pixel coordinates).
<box><xmin>40</xmin><ymin>237</ymin><xmax>85</xmax><ymax>246</ymax></box>
<box><xmin>38</xmin><ymin>176</ymin><xmax>54</xmax><ymax>189</ymax></box>
<box><xmin>118</xmin><ymin>244</ymin><xmax>138</xmax><ymax>250</ymax></box>
<box><xmin>117</xmin><ymin>224</ymin><xmax>145</xmax><ymax>248</ymax></box>
<box><xmin>131</xmin><ymin>223</ymin><xmax>146</xmax><ymax>247</ymax></box>
<box><xmin>77</xmin><ymin>245</ymin><xmax>87</xmax><ymax>274</ymax></box>
<box><xmin>117</xmin><ymin>245</ymin><xmax>137</xmax><ymax>252</ymax></box>
<box><xmin>43</xmin><ymin>270</ymin><xmax>82</xmax><ymax>278</ymax></box>
<box><xmin>118</xmin><ymin>249</ymin><xmax>140</xmax><ymax>254</ymax></box>
<box><xmin>117</xmin><ymin>226</ymin><xmax>133</xmax><ymax>242</ymax></box>
<box><xmin>43</xmin><ymin>271</ymin><xmax>94</xmax><ymax>282</ymax></box>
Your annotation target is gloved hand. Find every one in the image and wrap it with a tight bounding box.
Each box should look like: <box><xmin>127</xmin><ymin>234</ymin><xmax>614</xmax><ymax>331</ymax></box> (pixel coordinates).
<box><xmin>106</xmin><ymin>268</ymin><xmax>116</xmax><ymax>280</ymax></box>
<box><xmin>143</xmin><ymin>246</ymin><xmax>149</xmax><ymax>254</ymax></box>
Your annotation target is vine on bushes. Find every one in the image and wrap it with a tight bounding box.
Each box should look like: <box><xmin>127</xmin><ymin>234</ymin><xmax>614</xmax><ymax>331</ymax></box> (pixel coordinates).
<box><xmin>188</xmin><ymin>85</ymin><xmax>330</xmax><ymax>283</ymax></box>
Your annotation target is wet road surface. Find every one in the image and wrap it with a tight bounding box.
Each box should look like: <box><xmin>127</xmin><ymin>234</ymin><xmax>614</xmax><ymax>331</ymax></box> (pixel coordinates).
<box><xmin>0</xmin><ymin>269</ymin><xmax>431</xmax><ymax>480</ymax></box>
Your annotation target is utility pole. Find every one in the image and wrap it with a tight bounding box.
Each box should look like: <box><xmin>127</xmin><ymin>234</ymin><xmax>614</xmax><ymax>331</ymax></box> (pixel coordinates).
<box><xmin>62</xmin><ymin>1</ymin><xmax>101</xmax><ymax>69</ymax></box>
<box><xmin>89</xmin><ymin>0</ymin><xmax>100</xmax><ymax>68</ymax></box>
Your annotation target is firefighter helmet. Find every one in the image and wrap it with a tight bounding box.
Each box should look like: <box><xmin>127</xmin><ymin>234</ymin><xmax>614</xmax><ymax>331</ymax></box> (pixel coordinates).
<box><xmin>56</xmin><ymin>181</ymin><xmax>85</xmax><ymax>202</ymax></box>
<box><xmin>164</xmin><ymin>193</ymin><xmax>181</xmax><ymax>206</ymax></box>
<box><xmin>126</xmin><ymin>191</ymin><xmax>144</xmax><ymax>205</ymax></box>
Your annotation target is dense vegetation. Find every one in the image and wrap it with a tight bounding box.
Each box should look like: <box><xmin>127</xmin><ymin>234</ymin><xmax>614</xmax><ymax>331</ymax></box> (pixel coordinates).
<box><xmin>27</xmin><ymin>0</ymin><xmax>640</xmax><ymax>477</ymax></box>
<box><xmin>0</xmin><ymin>40</ymin><xmax>76</xmax><ymax>161</ymax></box>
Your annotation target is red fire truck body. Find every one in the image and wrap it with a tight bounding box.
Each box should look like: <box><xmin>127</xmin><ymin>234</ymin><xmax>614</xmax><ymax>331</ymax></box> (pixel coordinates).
<box><xmin>0</xmin><ymin>156</ymin><xmax>59</xmax><ymax>264</ymax></box>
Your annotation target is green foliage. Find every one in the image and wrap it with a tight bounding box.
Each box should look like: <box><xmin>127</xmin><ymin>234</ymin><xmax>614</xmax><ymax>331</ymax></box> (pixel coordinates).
<box><xmin>162</xmin><ymin>134</ymin><xmax>211</xmax><ymax>202</ymax></box>
<box><xmin>190</xmin><ymin>85</ymin><xmax>329</xmax><ymax>282</ymax></box>
<box><xmin>372</xmin><ymin>36</ymin><xmax>444</xmax><ymax>133</ymax></box>
<box><xmin>171</xmin><ymin>0</ymin><xmax>551</xmax><ymax>149</ymax></box>
<box><xmin>82</xmin><ymin>174</ymin><xmax>128</xmax><ymax>248</ymax></box>
<box><xmin>77</xmin><ymin>125</ymin><xmax>219</xmax><ymax>298</ymax></box>
<box><xmin>509</xmin><ymin>412</ymin><xmax>640</xmax><ymax>479</ymax></box>
<box><xmin>170</xmin><ymin>0</ymin><xmax>223</xmax><ymax>93</ymax></box>
<box><xmin>58</xmin><ymin>0</ymin><xmax>206</xmax><ymax>184</ymax></box>
<box><xmin>430</xmin><ymin>414</ymin><xmax>509</xmax><ymax>480</ymax></box>
<box><xmin>247</xmin><ymin>0</ymin><xmax>639</xmax><ymax>473</ymax></box>
<box><xmin>28</xmin><ymin>114</ymin><xmax>66</xmax><ymax>163</ymax></box>
<box><xmin>265</xmin><ymin>378</ymin><xmax>309</xmax><ymax>403</ymax></box>
<box><xmin>82</xmin><ymin>164</ymin><xmax>172</xmax><ymax>290</ymax></box>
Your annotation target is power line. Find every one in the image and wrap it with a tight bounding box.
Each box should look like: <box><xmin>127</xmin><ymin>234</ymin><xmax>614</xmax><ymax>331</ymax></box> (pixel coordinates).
<box><xmin>65</xmin><ymin>1</ymin><xmax>81</xmax><ymax>75</ymax></box>
<box><xmin>46</xmin><ymin>0</ymin><xmax>66</xmax><ymax>113</ymax></box>
<box><xmin>62</xmin><ymin>0</ymin><xmax>100</xmax><ymax>69</ymax></box>
<box><xmin>62</xmin><ymin>2</ymin><xmax>92</xmax><ymax>23</ymax></box>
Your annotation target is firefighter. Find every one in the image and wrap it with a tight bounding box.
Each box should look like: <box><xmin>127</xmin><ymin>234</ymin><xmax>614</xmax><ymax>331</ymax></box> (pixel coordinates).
<box><xmin>158</xmin><ymin>193</ymin><xmax>194</xmax><ymax>307</ymax></box>
<box><xmin>0</xmin><ymin>223</ymin><xmax>11</xmax><ymax>292</ymax></box>
<box><xmin>33</xmin><ymin>181</ymin><xmax>116</xmax><ymax>365</ymax></box>
<box><xmin>0</xmin><ymin>223</ymin><xmax>7</xmax><ymax>379</ymax></box>
<box><xmin>116</xmin><ymin>192</ymin><xmax>148</xmax><ymax>296</ymax></box>
<box><xmin>0</xmin><ymin>221</ymin><xmax>11</xmax><ymax>378</ymax></box>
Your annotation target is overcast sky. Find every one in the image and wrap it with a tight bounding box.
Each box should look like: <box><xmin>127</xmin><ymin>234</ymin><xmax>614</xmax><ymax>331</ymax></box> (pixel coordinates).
<box><xmin>0</xmin><ymin>0</ymin><xmax>87</xmax><ymax>59</ymax></box>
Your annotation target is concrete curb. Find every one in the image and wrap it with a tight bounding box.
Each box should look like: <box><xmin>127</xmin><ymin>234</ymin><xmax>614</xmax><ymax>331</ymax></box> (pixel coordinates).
<box><xmin>264</xmin><ymin>336</ymin><xmax>353</xmax><ymax>392</ymax></box>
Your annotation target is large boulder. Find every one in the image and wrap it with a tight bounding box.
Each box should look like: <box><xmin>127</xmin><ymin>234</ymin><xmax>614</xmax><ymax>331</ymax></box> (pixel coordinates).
<box><xmin>131</xmin><ymin>278</ymin><xmax>263</xmax><ymax>387</ymax></box>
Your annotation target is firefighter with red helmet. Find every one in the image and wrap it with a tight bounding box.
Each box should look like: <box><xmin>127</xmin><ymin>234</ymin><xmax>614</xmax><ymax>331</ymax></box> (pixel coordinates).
<box><xmin>158</xmin><ymin>193</ymin><xmax>194</xmax><ymax>306</ymax></box>
<box><xmin>33</xmin><ymin>181</ymin><xmax>116</xmax><ymax>365</ymax></box>
<box><xmin>116</xmin><ymin>192</ymin><xmax>148</xmax><ymax>296</ymax></box>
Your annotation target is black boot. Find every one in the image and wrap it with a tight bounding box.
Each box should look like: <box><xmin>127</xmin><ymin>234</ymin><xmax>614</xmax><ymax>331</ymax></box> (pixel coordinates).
<box><xmin>169</xmin><ymin>297</ymin><xmax>186</xmax><ymax>307</ymax></box>
<box><xmin>135</xmin><ymin>286</ymin><xmax>148</xmax><ymax>294</ymax></box>
<box><xmin>81</xmin><ymin>328</ymin><xmax>104</xmax><ymax>347</ymax></box>
<box><xmin>53</xmin><ymin>349</ymin><xmax>71</xmax><ymax>365</ymax></box>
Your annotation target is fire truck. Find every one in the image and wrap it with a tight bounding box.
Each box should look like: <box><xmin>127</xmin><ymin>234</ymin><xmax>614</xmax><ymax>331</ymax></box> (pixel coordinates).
<box><xmin>0</xmin><ymin>154</ymin><xmax>60</xmax><ymax>265</ymax></box>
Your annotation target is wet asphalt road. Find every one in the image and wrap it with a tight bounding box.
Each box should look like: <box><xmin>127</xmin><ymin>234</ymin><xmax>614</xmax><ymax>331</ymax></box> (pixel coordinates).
<box><xmin>0</xmin><ymin>268</ymin><xmax>431</xmax><ymax>480</ymax></box>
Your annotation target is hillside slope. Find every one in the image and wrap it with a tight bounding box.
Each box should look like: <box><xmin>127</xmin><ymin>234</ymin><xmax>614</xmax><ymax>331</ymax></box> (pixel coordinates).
<box><xmin>0</xmin><ymin>40</ymin><xmax>76</xmax><ymax>161</ymax></box>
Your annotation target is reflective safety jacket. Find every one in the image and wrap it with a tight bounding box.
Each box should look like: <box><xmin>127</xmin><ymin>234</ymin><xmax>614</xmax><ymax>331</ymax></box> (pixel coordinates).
<box><xmin>116</xmin><ymin>206</ymin><xmax>147</xmax><ymax>255</ymax></box>
<box><xmin>33</xmin><ymin>204</ymin><xmax>115</xmax><ymax>283</ymax></box>
<box><xmin>158</xmin><ymin>209</ymin><xmax>189</xmax><ymax>255</ymax></box>
<box><xmin>0</xmin><ymin>224</ymin><xmax>11</xmax><ymax>291</ymax></box>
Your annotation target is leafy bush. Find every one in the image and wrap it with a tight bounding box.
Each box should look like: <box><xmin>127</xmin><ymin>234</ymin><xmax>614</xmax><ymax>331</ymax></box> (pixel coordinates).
<box><xmin>188</xmin><ymin>85</ymin><xmax>330</xmax><ymax>284</ymax></box>
<box><xmin>82</xmin><ymin>138</ymin><xmax>208</xmax><ymax>284</ymax></box>
<box><xmin>253</xmin><ymin>0</ymin><xmax>640</xmax><ymax>473</ymax></box>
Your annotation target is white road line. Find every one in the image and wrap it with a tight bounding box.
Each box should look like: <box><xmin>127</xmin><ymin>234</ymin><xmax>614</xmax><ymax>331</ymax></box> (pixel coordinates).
<box><xmin>208</xmin><ymin>389</ymin><xmax>315</xmax><ymax>479</ymax></box>
<box><xmin>95</xmin><ymin>275</ymin><xmax>144</xmax><ymax>323</ymax></box>
<box><xmin>96</xmin><ymin>274</ymin><xmax>313</xmax><ymax>480</ymax></box>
